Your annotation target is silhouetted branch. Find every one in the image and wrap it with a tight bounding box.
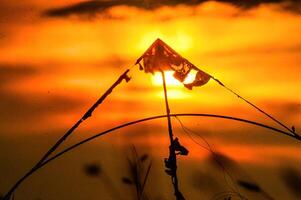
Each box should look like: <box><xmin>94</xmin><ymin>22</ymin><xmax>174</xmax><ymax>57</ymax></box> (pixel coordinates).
<box><xmin>2</xmin><ymin>69</ymin><xmax>131</xmax><ymax>200</ymax></box>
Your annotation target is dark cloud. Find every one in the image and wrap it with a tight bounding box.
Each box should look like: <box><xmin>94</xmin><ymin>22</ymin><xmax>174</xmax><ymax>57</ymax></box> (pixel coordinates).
<box><xmin>44</xmin><ymin>0</ymin><xmax>125</xmax><ymax>17</ymax></box>
<box><xmin>43</xmin><ymin>0</ymin><xmax>301</xmax><ymax>17</ymax></box>
<box><xmin>280</xmin><ymin>167</ymin><xmax>301</xmax><ymax>198</ymax></box>
<box><xmin>264</xmin><ymin>101</ymin><xmax>301</xmax><ymax>119</ymax></box>
<box><xmin>0</xmin><ymin>64</ymin><xmax>37</xmax><ymax>86</ymax></box>
<box><xmin>0</xmin><ymin>89</ymin><xmax>86</xmax><ymax>122</ymax></box>
<box><xmin>205</xmin><ymin>44</ymin><xmax>301</xmax><ymax>57</ymax></box>
<box><xmin>190</xmin><ymin>170</ymin><xmax>223</xmax><ymax>193</ymax></box>
<box><xmin>278</xmin><ymin>102</ymin><xmax>301</xmax><ymax>115</ymax></box>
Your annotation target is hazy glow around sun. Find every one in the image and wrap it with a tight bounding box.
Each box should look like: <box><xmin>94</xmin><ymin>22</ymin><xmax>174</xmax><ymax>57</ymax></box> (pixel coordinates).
<box><xmin>152</xmin><ymin>70</ymin><xmax>197</xmax><ymax>87</ymax></box>
<box><xmin>152</xmin><ymin>70</ymin><xmax>198</xmax><ymax>99</ymax></box>
<box><xmin>138</xmin><ymin>32</ymin><xmax>193</xmax><ymax>54</ymax></box>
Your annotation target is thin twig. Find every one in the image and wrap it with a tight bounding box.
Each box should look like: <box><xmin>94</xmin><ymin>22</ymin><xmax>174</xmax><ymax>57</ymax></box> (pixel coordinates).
<box><xmin>2</xmin><ymin>69</ymin><xmax>131</xmax><ymax>200</ymax></box>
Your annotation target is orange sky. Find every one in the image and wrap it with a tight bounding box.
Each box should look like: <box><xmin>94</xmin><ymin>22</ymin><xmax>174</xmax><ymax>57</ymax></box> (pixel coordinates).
<box><xmin>1</xmin><ymin>1</ymin><xmax>300</xmax><ymax>131</ymax></box>
<box><xmin>0</xmin><ymin>1</ymin><xmax>301</xmax><ymax>199</ymax></box>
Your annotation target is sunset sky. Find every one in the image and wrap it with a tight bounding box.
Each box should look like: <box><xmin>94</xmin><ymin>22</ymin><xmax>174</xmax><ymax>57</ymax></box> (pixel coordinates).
<box><xmin>0</xmin><ymin>0</ymin><xmax>301</xmax><ymax>200</ymax></box>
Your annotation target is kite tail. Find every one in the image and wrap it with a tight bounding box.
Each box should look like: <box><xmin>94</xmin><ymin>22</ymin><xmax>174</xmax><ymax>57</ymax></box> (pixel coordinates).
<box><xmin>210</xmin><ymin>76</ymin><xmax>299</xmax><ymax>138</ymax></box>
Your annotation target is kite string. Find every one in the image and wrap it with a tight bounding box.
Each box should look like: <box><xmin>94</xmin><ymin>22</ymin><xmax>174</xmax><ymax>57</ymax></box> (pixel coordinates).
<box><xmin>210</xmin><ymin>76</ymin><xmax>298</xmax><ymax>137</ymax></box>
<box><xmin>174</xmin><ymin>116</ymin><xmax>245</xmax><ymax>200</ymax></box>
<box><xmin>181</xmin><ymin>57</ymin><xmax>295</xmax><ymax>136</ymax></box>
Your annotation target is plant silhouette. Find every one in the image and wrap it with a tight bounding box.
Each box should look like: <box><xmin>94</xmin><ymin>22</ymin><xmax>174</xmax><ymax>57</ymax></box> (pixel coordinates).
<box><xmin>280</xmin><ymin>167</ymin><xmax>301</xmax><ymax>199</ymax></box>
<box><xmin>121</xmin><ymin>146</ymin><xmax>152</xmax><ymax>200</ymax></box>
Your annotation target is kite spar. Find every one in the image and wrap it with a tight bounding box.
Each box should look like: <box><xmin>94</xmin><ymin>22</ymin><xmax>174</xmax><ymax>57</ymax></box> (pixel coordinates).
<box><xmin>161</xmin><ymin>70</ymin><xmax>184</xmax><ymax>199</ymax></box>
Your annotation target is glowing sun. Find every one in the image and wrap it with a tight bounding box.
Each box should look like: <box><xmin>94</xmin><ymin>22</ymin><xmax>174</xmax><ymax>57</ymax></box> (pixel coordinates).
<box><xmin>152</xmin><ymin>70</ymin><xmax>197</xmax><ymax>87</ymax></box>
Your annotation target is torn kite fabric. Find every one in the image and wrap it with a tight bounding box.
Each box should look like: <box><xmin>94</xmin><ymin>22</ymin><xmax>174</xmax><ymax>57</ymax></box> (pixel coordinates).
<box><xmin>184</xmin><ymin>70</ymin><xmax>211</xmax><ymax>90</ymax></box>
<box><xmin>136</xmin><ymin>38</ymin><xmax>211</xmax><ymax>89</ymax></box>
